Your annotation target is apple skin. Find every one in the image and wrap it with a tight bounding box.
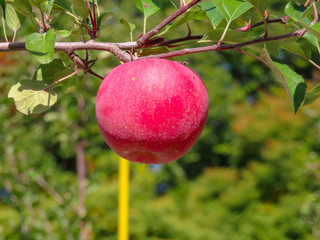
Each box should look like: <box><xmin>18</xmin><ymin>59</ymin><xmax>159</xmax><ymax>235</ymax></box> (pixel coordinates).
<box><xmin>95</xmin><ymin>58</ymin><xmax>209</xmax><ymax>164</ymax></box>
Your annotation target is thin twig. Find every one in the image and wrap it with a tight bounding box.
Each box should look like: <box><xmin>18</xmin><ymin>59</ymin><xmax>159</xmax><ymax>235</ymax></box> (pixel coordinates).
<box><xmin>316</xmin><ymin>39</ymin><xmax>320</xmax><ymax>56</ymax></box>
<box><xmin>236</xmin><ymin>48</ymin><xmax>268</xmax><ymax>65</ymax></box>
<box><xmin>311</xmin><ymin>1</ymin><xmax>318</xmax><ymax>26</ymax></box>
<box><xmin>87</xmin><ymin>69</ymin><xmax>104</xmax><ymax>80</ymax></box>
<box><xmin>86</xmin><ymin>0</ymin><xmax>94</xmax><ymax>32</ymax></box>
<box><xmin>92</xmin><ymin>0</ymin><xmax>97</xmax><ymax>33</ymax></box>
<box><xmin>37</xmin><ymin>176</ymin><xmax>65</xmax><ymax>204</ymax></box>
<box><xmin>283</xmin><ymin>47</ymin><xmax>320</xmax><ymax>70</ymax></box>
<box><xmin>217</xmin><ymin>19</ymin><xmax>232</xmax><ymax>46</ymax></box>
<box><xmin>305</xmin><ymin>0</ymin><xmax>311</xmax><ymax>7</ymax></box>
<box><xmin>0</xmin><ymin>30</ymin><xmax>305</xmax><ymax>61</ymax></box>
<box><xmin>237</xmin><ymin>17</ymin><xmax>289</xmax><ymax>31</ymax></box>
<box><xmin>12</xmin><ymin>28</ymin><xmax>17</xmax><ymax>43</ymax></box>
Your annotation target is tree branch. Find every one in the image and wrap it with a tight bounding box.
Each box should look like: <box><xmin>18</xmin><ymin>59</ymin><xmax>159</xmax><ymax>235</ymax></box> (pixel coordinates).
<box><xmin>0</xmin><ymin>29</ymin><xmax>304</xmax><ymax>61</ymax></box>
<box><xmin>0</xmin><ymin>40</ymin><xmax>138</xmax><ymax>52</ymax></box>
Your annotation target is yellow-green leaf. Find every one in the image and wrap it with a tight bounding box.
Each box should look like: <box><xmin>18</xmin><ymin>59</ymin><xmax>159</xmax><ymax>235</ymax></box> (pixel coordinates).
<box><xmin>8</xmin><ymin>80</ymin><xmax>57</xmax><ymax>115</ymax></box>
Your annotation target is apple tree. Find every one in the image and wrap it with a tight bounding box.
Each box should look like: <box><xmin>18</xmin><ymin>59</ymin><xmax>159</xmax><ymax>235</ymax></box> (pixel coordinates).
<box><xmin>1</xmin><ymin>0</ymin><xmax>320</xmax><ymax>115</ymax></box>
<box><xmin>2</xmin><ymin>0</ymin><xmax>320</xmax><ymax>239</ymax></box>
<box><xmin>1</xmin><ymin>0</ymin><xmax>320</xmax><ymax>167</ymax></box>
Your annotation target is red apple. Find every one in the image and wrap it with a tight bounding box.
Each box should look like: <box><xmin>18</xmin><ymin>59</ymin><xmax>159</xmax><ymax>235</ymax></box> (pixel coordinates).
<box><xmin>95</xmin><ymin>58</ymin><xmax>208</xmax><ymax>164</ymax></box>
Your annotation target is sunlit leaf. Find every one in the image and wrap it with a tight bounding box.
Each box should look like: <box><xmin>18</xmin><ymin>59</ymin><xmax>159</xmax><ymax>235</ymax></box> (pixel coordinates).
<box><xmin>134</xmin><ymin>0</ymin><xmax>162</xmax><ymax>19</ymax></box>
<box><xmin>8</xmin><ymin>80</ymin><xmax>57</xmax><ymax>115</ymax></box>
<box><xmin>222</xmin><ymin>0</ymin><xmax>252</xmax><ymax>21</ymax></box>
<box><xmin>159</xmin><ymin>8</ymin><xmax>206</xmax><ymax>35</ymax></box>
<box><xmin>285</xmin><ymin>1</ymin><xmax>306</xmax><ymax>21</ymax></box>
<box><xmin>211</xmin><ymin>0</ymin><xmax>229</xmax><ymax>20</ymax></box>
<box><xmin>57</xmin><ymin>29</ymin><xmax>72</xmax><ymax>38</ymax></box>
<box><xmin>25</xmin><ymin>29</ymin><xmax>56</xmax><ymax>64</ymax></box>
<box><xmin>199</xmin><ymin>1</ymin><xmax>224</xmax><ymax>28</ymax></box>
<box><xmin>5</xmin><ymin>4</ymin><xmax>20</xmax><ymax>32</ymax></box>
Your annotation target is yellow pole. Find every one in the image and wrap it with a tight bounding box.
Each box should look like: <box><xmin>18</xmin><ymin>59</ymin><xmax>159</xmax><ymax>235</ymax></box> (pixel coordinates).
<box><xmin>118</xmin><ymin>157</ymin><xmax>130</xmax><ymax>240</ymax></box>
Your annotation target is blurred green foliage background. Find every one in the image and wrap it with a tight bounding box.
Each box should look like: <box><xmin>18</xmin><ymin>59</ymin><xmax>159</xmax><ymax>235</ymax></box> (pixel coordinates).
<box><xmin>1</xmin><ymin>0</ymin><xmax>320</xmax><ymax>239</ymax></box>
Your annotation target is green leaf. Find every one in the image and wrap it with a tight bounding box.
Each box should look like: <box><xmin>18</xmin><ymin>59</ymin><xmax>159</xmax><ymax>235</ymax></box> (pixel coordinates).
<box><xmin>260</xmin><ymin>49</ymin><xmax>306</xmax><ymax>113</ymax></box>
<box><xmin>28</xmin><ymin>0</ymin><xmax>48</xmax><ymax>6</ymax></box>
<box><xmin>68</xmin><ymin>0</ymin><xmax>89</xmax><ymax>20</ymax></box>
<box><xmin>304</xmin><ymin>32</ymin><xmax>318</xmax><ymax>47</ymax></box>
<box><xmin>119</xmin><ymin>17</ymin><xmax>136</xmax><ymax>32</ymax></box>
<box><xmin>302</xmin><ymin>0</ymin><xmax>320</xmax><ymax>18</ymax></box>
<box><xmin>211</xmin><ymin>0</ymin><xmax>229</xmax><ymax>20</ymax></box>
<box><xmin>139</xmin><ymin>46</ymin><xmax>170</xmax><ymax>56</ymax></box>
<box><xmin>201</xmin><ymin>28</ymin><xmax>262</xmax><ymax>53</ymax></box>
<box><xmin>301</xmin><ymin>21</ymin><xmax>320</xmax><ymax>42</ymax></box>
<box><xmin>33</xmin><ymin>59</ymin><xmax>76</xmax><ymax>86</ymax></box>
<box><xmin>159</xmin><ymin>8</ymin><xmax>206</xmax><ymax>36</ymax></box>
<box><xmin>282</xmin><ymin>41</ymin><xmax>311</xmax><ymax>59</ymax></box>
<box><xmin>222</xmin><ymin>0</ymin><xmax>252</xmax><ymax>21</ymax></box>
<box><xmin>5</xmin><ymin>4</ymin><xmax>20</xmax><ymax>32</ymax></box>
<box><xmin>97</xmin><ymin>12</ymin><xmax>113</xmax><ymax>29</ymax></box>
<box><xmin>284</xmin><ymin>0</ymin><xmax>320</xmax><ymax>40</ymax></box>
<box><xmin>245</xmin><ymin>0</ymin><xmax>269</xmax><ymax>13</ymax></box>
<box><xmin>284</xmin><ymin>1</ymin><xmax>306</xmax><ymax>21</ymax></box>
<box><xmin>53</xmin><ymin>0</ymin><xmax>81</xmax><ymax>22</ymax></box>
<box><xmin>0</xmin><ymin>0</ymin><xmax>6</xmax><ymax>18</ymax></box>
<box><xmin>25</xmin><ymin>29</ymin><xmax>56</xmax><ymax>64</ymax></box>
<box><xmin>53</xmin><ymin>0</ymin><xmax>73</xmax><ymax>12</ymax></box>
<box><xmin>199</xmin><ymin>1</ymin><xmax>224</xmax><ymax>28</ymax></box>
<box><xmin>134</xmin><ymin>0</ymin><xmax>162</xmax><ymax>19</ymax></box>
<box><xmin>304</xmin><ymin>84</ymin><xmax>320</xmax><ymax>105</ymax></box>
<box><xmin>8</xmin><ymin>80</ymin><xmax>57</xmax><ymax>115</ymax></box>
<box><xmin>41</xmin><ymin>0</ymin><xmax>54</xmax><ymax>15</ymax></box>
<box><xmin>7</xmin><ymin>0</ymin><xmax>33</xmax><ymax>17</ymax></box>
<box><xmin>201</xmin><ymin>28</ymin><xmax>251</xmax><ymax>43</ymax></box>
<box><xmin>57</xmin><ymin>29</ymin><xmax>72</xmax><ymax>38</ymax></box>
<box><xmin>255</xmin><ymin>28</ymin><xmax>299</xmax><ymax>56</ymax></box>
<box><xmin>274</xmin><ymin>62</ymin><xmax>307</xmax><ymax>113</ymax></box>
<box><xmin>168</xmin><ymin>0</ymin><xmax>178</xmax><ymax>9</ymax></box>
